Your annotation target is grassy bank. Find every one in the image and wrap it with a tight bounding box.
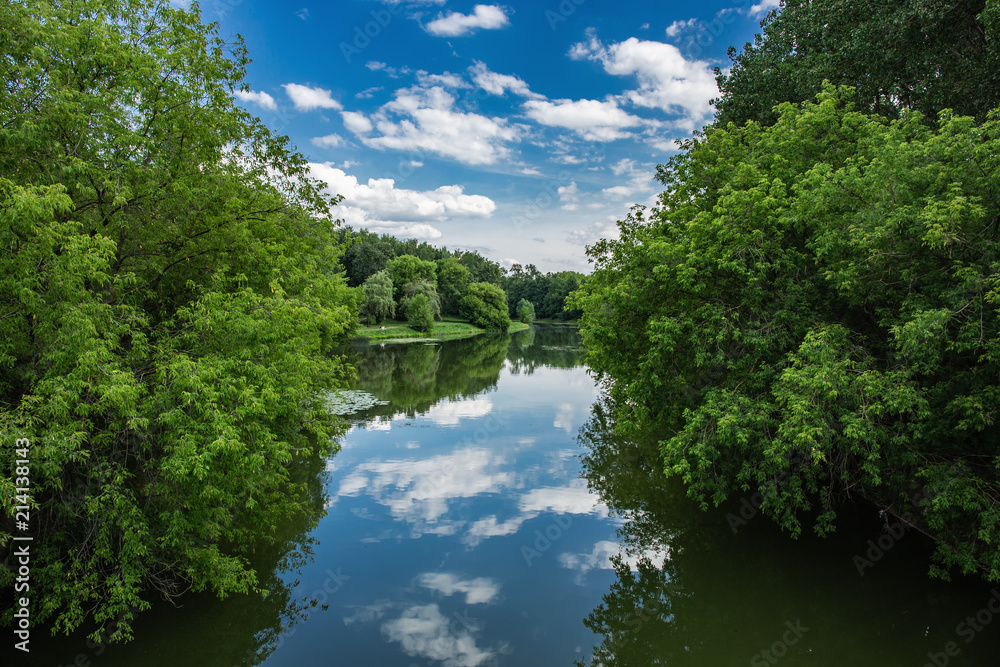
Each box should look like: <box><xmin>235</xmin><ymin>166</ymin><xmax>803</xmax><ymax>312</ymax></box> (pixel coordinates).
<box><xmin>355</xmin><ymin>317</ymin><xmax>530</xmax><ymax>341</ymax></box>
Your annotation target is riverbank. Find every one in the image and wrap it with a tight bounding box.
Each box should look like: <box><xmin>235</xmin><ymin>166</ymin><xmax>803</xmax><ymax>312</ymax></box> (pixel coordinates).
<box><xmin>354</xmin><ymin>316</ymin><xmax>530</xmax><ymax>341</ymax></box>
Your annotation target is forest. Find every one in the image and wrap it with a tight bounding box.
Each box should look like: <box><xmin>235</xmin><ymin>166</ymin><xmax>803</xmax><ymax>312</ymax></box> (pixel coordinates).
<box><xmin>574</xmin><ymin>0</ymin><xmax>1000</xmax><ymax>583</ymax></box>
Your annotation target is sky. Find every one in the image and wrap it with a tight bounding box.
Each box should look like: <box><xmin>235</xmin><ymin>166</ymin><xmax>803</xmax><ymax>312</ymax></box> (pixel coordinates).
<box><xmin>186</xmin><ymin>0</ymin><xmax>779</xmax><ymax>273</ymax></box>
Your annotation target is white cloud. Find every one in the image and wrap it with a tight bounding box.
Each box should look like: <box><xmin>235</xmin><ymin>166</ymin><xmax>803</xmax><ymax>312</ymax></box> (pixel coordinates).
<box><xmin>569</xmin><ymin>33</ymin><xmax>718</xmax><ymax>131</ymax></box>
<box><xmin>523</xmin><ymin>98</ymin><xmax>643</xmax><ymax>142</ymax></box>
<box><xmin>568</xmin><ymin>219</ymin><xmax>621</xmax><ymax>246</ymax></box>
<box><xmin>598</xmin><ymin>158</ymin><xmax>655</xmax><ymax>202</ymax></box>
<box><xmin>558</xmin><ymin>541</ymin><xmax>670</xmax><ymax>579</ymax></box>
<box><xmin>558</xmin><ymin>182</ymin><xmax>579</xmax><ymax>211</ymax></box>
<box><xmin>424</xmin><ymin>397</ymin><xmax>494</xmax><ymax>426</ymax></box>
<box><xmin>749</xmin><ymin>0</ymin><xmax>781</xmax><ymax>16</ymax></box>
<box><xmin>469</xmin><ymin>61</ymin><xmax>540</xmax><ymax>99</ymax></box>
<box><xmin>233</xmin><ymin>89</ymin><xmax>277</xmax><ymax>111</ymax></box>
<box><xmin>295</xmin><ymin>7</ymin><xmax>309</xmax><ymax>20</ymax></box>
<box><xmin>416</xmin><ymin>71</ymin><xmax>469</xmax><ymax>89</ymax></box>
<box><xmin>383</xmin><ymin>604</ymin><xmax>493</xmax><ymax>667</ymax></box>
<box><xmin>356</xmin><ymin>86</ymin><xmax>384</xmax><ymax>99</ymax></box>
<box><xmin>342</xmin><ymin>111</ymin><xmax>374</xmax><ymax>135</ymax></box>
<box><xmin>418</xmin><ymin>573</ymin><xmax>501</xmax><ymax>605</ymax></box>
<box><xmin>343</xmin><ymin>85</ymin><xmax>518</xmax><ymax>165</ymax></box>
<box><xmin>518</xmin><ymin>479</ymin><xmax>608</xmax><ymax>516</ymax></box>
<box><xmin>330</xmin><ymin>446</ymin><xmax>515</xmax><ymax>529</ymax></box>
<box><xmin>462</xmin><ymin>515</ymin><xmax>528</xmax><ymax>546</ymax></box>
<box><xmin>665</xmin><ymin>18</ymin><xmax>699</xmax><ymax>37</ymax></box>
<box><xmin>311</xmin><ymin>133</ymin><xmax>345</xmax><ymax>149</ymax></box>
<box><xmin>425</xmin><ymin>5</ymin><xmax>510</xmax><ymax>37</ymax></box>
<box><xmin>283</xmin><ymin>83</ymin><xmax>342</xmax><ymax>111</ymax></box>
<box><xmin>309</xmin><ymin>162</ymin><xmax>495</xmax><ymax>239</ymax></box>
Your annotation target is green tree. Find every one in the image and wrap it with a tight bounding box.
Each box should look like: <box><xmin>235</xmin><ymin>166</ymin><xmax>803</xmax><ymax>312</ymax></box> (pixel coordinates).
<box><xmin>436</xmin><ymin>258</ymin><xmax>471</xmax><ymax>316</ymax></box>
<box><xmin>714</xmin><ymin>0</ymin><xmax>1000</xmax><ymax>128</ymax></box>
<box><xmin>574</xmin><ymin>85</ymin><xmax>1000</xmax><ymax>582</ymax></box>
<box><xmin>400</xmin><ymin>279</ymin><xmax>442</xmax><ymax>321</ymax></box>
<box><xmin>0</xmin><ymin>0</ymin><xmax>357</xmax><ymax>642</ymax></box>
<box><xmin>387</xmin><ymin>255</ymin><xmax>437</xmax><ymax>301</ymax></box>
<box><xmin>457</xmin><ymin>250</ymin><xmax>503</xmax><ymax>286</ymax></box>
<box><xmin>406</xmin><ymin>294</ymin><xmax>434</xmax><ymax>333</ymax></box>
<box><xmin>360</xmin><ymin>270</ymin><xmax>395</xmax><ymax>324</ymax></box>
<box><xmin>516</xmin><ymin>298</ymin><xmax>536</xmax><ymax>325</ymax></box>
<box><xmin>460</xmin><ymin>283</ymin><xmax>511</xmax><ymax>333</ymax></box>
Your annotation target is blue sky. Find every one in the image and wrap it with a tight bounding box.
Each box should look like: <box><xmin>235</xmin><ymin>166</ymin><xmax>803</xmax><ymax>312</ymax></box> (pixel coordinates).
<box><xmin>191</xmin><ymin>0</ymin><xmax>778</xmax><ymax>272</ymax></box>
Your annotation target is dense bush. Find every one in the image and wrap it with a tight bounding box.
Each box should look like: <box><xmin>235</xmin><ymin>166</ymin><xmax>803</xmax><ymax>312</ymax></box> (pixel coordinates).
<box><xmin>460</xmin><ymin>283</ymin><xmax>511</xmax><ymax>333</ymax></box>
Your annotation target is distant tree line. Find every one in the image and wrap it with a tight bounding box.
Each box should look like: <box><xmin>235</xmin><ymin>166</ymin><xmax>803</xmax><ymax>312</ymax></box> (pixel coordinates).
<box><xmin>333</xmin><ymin>227</ymin><xmax>503</xmax><ymax>288</ymax></box>
<box><xmin>502</xmin><ymin>263</ymin><xmax>585</xmax><ymax>321</ymax></box>
<box><xmin>344</xmin><ymin>228</ymin><xmax>585</xmax><ymax>331</ymax></box>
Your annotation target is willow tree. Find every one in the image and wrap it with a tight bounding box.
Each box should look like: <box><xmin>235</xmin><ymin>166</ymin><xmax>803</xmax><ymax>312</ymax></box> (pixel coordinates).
<box><xmin>0</xmin><ymin>0</ymin><xmax>358</xmax><ymax>642</ymax></box>
<box><xmin>361</xmin><ymin>270</ymin><xmax>396</xmax><ymax>324</ymax></box>
<box><xmin>574</xmin><ymin>86</ymin><xmax>1000</xmax><ymax>582</ymax></box>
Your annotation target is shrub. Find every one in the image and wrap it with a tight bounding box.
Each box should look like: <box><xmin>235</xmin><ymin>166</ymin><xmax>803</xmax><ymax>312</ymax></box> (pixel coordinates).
<box><xmin>460</xmin><ymin>282</ymin><xmax>510</xmax><ymax>333</ymax></box>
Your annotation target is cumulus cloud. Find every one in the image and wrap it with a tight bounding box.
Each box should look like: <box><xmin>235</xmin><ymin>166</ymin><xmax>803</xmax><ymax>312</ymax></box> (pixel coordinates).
<box><xmin>233</xmin><ymin>89</ymin><xmax>277</xmax><ymax>111</ymax></box>
<box><xmin>283</xmin><ymin>83</ymin><xmax>342</xmax><ymax>111</ymax></box>
<box><xmin>425</xmin><ymin>5</ymin><xmax>510</xmax><ymax>37</ymax></box>
<box><xmin>342</xmin><ymin>85</ymin><xmax>518</xmax><ymax>165</ymax></box>
<box><xmin>330</xmin><ymin>446</ymin><xmax>515</xmax><ymax>529</ymax></box>
<box><xmin>309</xmin><ymin>162</ymin><xmax>496</xmax><ymax>239</ymax></box>
<box><xmin>469</xmin><ymin>61</ymin><xmax>540</xmax><ymax>98</ymax></box>
<box><xmin>341</xmin><ymin>110</ymin><xmax>374</xmax><ymax>135</ymax></box>
<box><xmin>569</xmin><ymin>33</ymin><xmax>717</xmax><ymax>131</ymax></box>
<box><xmin>523</xmin><ymin>98</ymin><xmax>644</xmax><ymax>142</ymax></box>
<box><xmin>417</xmin><ymin>573</ymin><xmax>501</xmax><ymax>605</ymax></box>
<box><xmin>383</xmin><ymin>604</ymin><xmax>493</xmax><ymax>667</ymax></box>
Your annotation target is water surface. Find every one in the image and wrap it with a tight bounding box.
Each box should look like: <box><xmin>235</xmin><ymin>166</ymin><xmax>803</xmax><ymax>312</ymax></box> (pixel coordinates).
<box><xmin>27</xmin><ymin>326</ymin><xmax>1000</xmax><ymax>666</ymax></box>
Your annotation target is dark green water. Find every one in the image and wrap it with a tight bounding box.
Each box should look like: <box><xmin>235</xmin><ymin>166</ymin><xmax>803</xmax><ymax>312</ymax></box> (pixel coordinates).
<box><xmin>19</xmin><ymin>326</ymin><xmax>1000</xmax><ymax>666</ymax></box>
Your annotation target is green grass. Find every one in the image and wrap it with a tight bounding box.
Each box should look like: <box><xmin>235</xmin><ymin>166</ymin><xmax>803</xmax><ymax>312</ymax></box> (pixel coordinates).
<box><xmin>355</xmin><ymin>318</ymin><xmax>529</xmax><ymax>342</ymax></box>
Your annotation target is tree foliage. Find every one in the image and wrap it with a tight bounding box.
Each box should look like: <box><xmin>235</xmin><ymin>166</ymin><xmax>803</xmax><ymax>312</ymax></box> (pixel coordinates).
<box><xmin>502</xmin><ymin>263</ymin><xmax>585</xmax><ymax>320</ymax></box>
<box><xmin>400</xmin><ymin>279</ymin><xmax>442</xmax><ymax>321</ymax></box>
<box><xmin>387</xmin><ymin>255</ymin><xmax>437</xmax><ymax>302</ymax></box>
<box><xmin>360</xmin><ymin>270</ymin><xmax>395</xmax><ymax>324</ymax></box>
<box><xmin>405</xmin><ymin>294</ymin><xmax>435</xmax><ymax>333</ymax></box>
<box><xmin>714</xmin><ymin>0</ymin><xmax>1000</xmax><ymax>128</ymax></box>
<box><xmin>574</xmin><ymin>85</ymin><xmax>1000</xmax><ymax>581</ymax></box>
<box><xmin>0</xmin><ymin>0</ymin><xmax>358</xmax><ymax>641</ymax></box>
<box><xmin>516</xmin><ymin>298</ymin><xmax>536</xmax><ymax>325</ymax></box>
<box><xmin>436</xmin><ymin>258</ymin><xmax>471</xmax><ymax>316</ymax></box>
<box><xmin>460</xmin><ymin>283</ymin><xmax>511</xmax><ymax>333</ymax></box>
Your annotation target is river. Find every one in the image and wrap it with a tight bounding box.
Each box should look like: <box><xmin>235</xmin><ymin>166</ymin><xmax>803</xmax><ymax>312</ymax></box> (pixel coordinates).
<box><xmin>26</xmin><ymin>326</ymin><xmax>1000</xmax><ymax>666</ymax></box>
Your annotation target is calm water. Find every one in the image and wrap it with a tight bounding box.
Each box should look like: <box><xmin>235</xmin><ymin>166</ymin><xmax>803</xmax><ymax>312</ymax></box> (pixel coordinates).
<box><xmin>22</xmin><ymin>326</ymin><xmax>1000</xmax><ymax>666</ymax></box>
